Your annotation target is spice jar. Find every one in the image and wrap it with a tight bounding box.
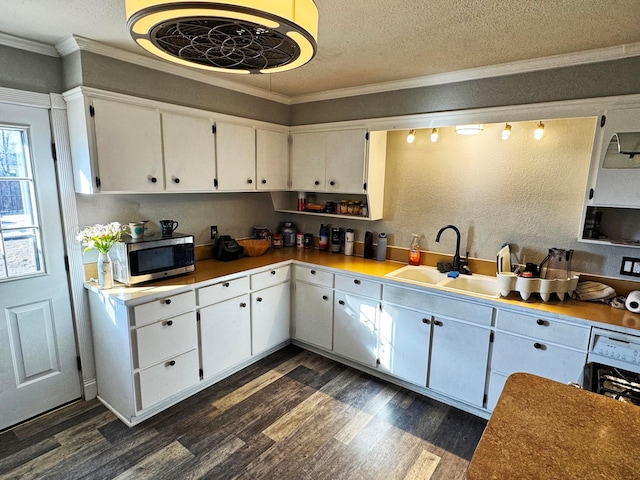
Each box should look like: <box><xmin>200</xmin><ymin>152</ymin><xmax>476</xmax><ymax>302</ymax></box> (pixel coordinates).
<box><xmin>272</xmin><ymin>233</ymin><xmax>283</xmax><ymax>248</ymax></box>
<box><xmin>347</xmin><ymin>201</ymin><xmax>355</xmax><ymax>215</ymax></box>
<box><xmin>339</xmin><ymin>200</ymin><xmax>349</xmax><ymax>215</ymax></box>
<box><xmin>353</xmin><ymin>202</ymin><xmax>361</xmax><ymax>216</ymax></box>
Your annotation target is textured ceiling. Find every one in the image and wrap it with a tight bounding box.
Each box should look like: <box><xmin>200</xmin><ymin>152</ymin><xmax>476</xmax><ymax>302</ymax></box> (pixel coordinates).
<box><xmin>1</xmin><ymin>0</ymin><xmax>640</xmax><ymax>99</ymax></box>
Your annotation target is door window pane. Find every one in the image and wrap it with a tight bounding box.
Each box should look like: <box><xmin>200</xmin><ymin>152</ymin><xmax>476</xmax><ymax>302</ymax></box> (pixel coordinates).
<box><xmin>0</xmin><ymin>127</ymin><xmax>44</xmax><ymax>279</ymax></box>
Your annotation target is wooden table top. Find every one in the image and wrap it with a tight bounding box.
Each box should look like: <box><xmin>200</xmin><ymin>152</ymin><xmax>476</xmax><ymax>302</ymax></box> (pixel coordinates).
<box><xmin>466</xmin><ymin>372</ymin><xmax>640</xmax><ymax>480</ymax></box>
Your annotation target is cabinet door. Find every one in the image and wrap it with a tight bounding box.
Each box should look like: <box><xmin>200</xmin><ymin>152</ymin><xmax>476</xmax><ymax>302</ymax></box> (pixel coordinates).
<box><xmin>162</xmin><ymin>112</ymin><xmax>216</xmax><ymax>191</ymax></box>
<box><xmin>92</xmin><ymin>98</ymin><xmax>163</xmax><ymax>192</ymax></box>
<box><xmin>251</xmin><ymin>282</ymin><xmax>291</xmax><ymax>355</ymax></box>
<box><xmin>325</xmin><ymin>129</ymin><xmax>367</xmax><ymax>193</ymax></box>
<box><xmin>200</xmin><ymin>294</ymin><xmax>251</xmax><ymax>379</ymax></box>
<box><xmin>429</xmin><ymin>317</ymin><xmax>491</xmax><ymax>407</ymax></box>
<box><xmin>293</xmin><ymin>281</ymin><xmax>333</xmax><ymax>350</ymax></box>
<box><xmin>333</xmin><ymin>291</ymin><xmax>378</xmax><ymax>368</ymax></box>
<box><xmin>256</xmin><ymin>129</ymin><xmax>289</xmax><ymax>190</ymax></box>
<box><xmin>291</xmin><ymin>132</ymin><xmax>326</xmax><ymax>191</ymax></box>
<box><xmin>379</xmin><ymin>304</ymin><xmax>430</xmax><ymax>387</ymax></box>
<box><xmin>215</xmin><ymin>122</ymin><xmax>256</xmax><ymax>191</ymax></box>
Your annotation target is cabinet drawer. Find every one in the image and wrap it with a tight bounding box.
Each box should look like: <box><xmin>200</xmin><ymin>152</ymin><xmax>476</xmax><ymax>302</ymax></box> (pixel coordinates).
<box><xmin>198</xmin><ymin>276</ymin><xmax>249</xmax><ymax>306</ymax></box>
<box><xmin>492</xmin><ymin>331</ymin><xmax>587</xmax><ymax>385</ymax></box>
<box><xmin>132</xmin><ymin>290</ymin><xmax>195</xmax><ymax>327</ymax></box>
<box><xmin>383</xmin><ymin>285</ymin><xmax>493</xmax><ymax>326</ymax></box>
<box><xmin>137</xmin><ymin>349</ymin><xmax>199</xmax><ymax>411</ymax></box>
<box><xmin>335</xmin><ymin>274</ymin><xmax>382</xmax><ymax>299</ymax></box>
<box><xmin>496</xmin><ymin>309</ymin><xmax>589</xmax><ymax>350</ymax></box>
<box><xmin>251</xmin><ymin>266</ymin><xmax>290</xmax><ymax>291</ymax></box>
<box><xmin>294</xmin><ymin>265</ymin><xmax>333</xmax><ymax>287</ymax></box>
<box><xmin>134</xmin><ymin>311</ymin><xmax>198</xmax><ymax>370</ymax></box>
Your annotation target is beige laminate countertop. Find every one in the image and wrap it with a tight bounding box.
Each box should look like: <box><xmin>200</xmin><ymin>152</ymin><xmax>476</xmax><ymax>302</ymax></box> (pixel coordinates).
<box><xmin>466</xmin><ymin>372</ymin><xmax>640</xmax><ymax>480</ymax></box>
<box><xmin>91</xmin><ymin>249</ymin><xmax>640</xmax><ymax>331</ymax></box>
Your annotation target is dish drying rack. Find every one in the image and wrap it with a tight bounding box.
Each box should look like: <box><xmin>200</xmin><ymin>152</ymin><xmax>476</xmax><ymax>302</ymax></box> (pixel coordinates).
<box><xmin>498</xmin><ymin>273</ymin><xmax>580</xmax><ymax>302</ymax></box>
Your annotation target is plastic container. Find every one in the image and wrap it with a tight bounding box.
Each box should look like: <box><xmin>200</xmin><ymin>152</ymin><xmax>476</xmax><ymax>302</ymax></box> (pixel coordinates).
<box><xmin>376</xmin><ymin>233</ymin><xmax>387</xmax><ymax>261</ymax></box>
<box><xmin>409</xmin><ymin>233</ymin><xmax>421</xmax><ymax>265</ymax></box>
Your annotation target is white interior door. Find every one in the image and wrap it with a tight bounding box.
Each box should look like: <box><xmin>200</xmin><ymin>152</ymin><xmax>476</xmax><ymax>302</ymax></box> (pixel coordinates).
<box><xmin>0</xmin><ymin>102</ymin><xmax>81</xmax><ymax>430</ymax></box>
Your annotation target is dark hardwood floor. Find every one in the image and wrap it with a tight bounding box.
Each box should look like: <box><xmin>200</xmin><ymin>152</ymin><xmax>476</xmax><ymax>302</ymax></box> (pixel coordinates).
<box><xmin>0</xmin><ymin>346</ymin><xmax>487</xmax><ymax>479</ymax></box>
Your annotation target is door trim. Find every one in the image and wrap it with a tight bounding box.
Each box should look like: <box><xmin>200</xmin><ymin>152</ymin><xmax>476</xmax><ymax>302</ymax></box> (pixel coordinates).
<box><xmin>0</xmin><ymin>86</ymin><xmax>96</xmax><ymax>399</ymax></box>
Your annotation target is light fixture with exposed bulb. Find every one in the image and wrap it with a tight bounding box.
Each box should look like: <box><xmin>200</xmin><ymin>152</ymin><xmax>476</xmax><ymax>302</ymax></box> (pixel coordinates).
<box><xmin>534</xmin><ymin>121</ymin><xmax>545</xmax><ymax>140</ymax></box>
<box><xmin>407</xmin><ymin>129</ymin><xmax>416</xmax><ymax>144</ymax></box>
<box><xmin>430</xmin><ymin>128</ymin><xmax>439</xmax><ymax>143</ymax></box>
<box><xmin>502</xmin><ymin>123</ymin><xmax>512</xmax><ymax>140</ymax></box>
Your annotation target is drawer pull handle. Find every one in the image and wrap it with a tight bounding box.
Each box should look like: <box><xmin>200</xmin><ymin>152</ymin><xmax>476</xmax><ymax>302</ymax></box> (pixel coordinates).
<box><xmin>339</xmin><ymin>300</ymin><xmax>345</xmax><ymax>306</ymax></box>
<box><xmin>314</xmin><ymin>180</ymin><xmax>320</xmax><ymax>186</ymax></box>
<box><xmin>167</xmin><ymin>360</ymin><xmax>176</xmax><ymax>367</ymax></box>
<box><xmin>270</xmin><ymin>270</ymin><xmax>276</xmax><ymax>275</ymax></box>
<box><xmin>310</xmin><ymin>270</ymin><xmax>316</xmax><ymax>275</ymax></box>
<box><xmin>533</xmin><ymin>342</ymin><xmax>545</xmax><ymax>350</ymax></box>
<box><xmin>262</xmin><ymin>179</ymin><xmax>267</xmax><ymax>184</ymax></box>
<box><xmin>434</xmin><ymin>320</ymin><xmax>443</xmax><ymax>327</ymax></box>
<box><xmin>322</xmin><ymin>295</ymin><xmax>328</xmax><ymax>301</ymax></box>
<box><xmin>354</xmin><ymin>279</ymin><xmax>361</xmax><ymax>285</ymax></box>
<box><xmin>150</xmin><ymin>176</ymin><xmax>157</xmax><ymax>183</ymax></box>
<box><xmin>173</xmin><ymin>177</ymin><xmax>180</xmax><ymax>184</ymax></box>
<box><xmin>223</xmin><ymin>282</ymin><xmax>230</xmax><ymax>287</ymax></box>
<box><xmin>165</xmin><ymin>320</ymin><xmax>173</xmax><ymax>326</ymax></box>
<box><xmin>422</xmin><ymin>318</ymin><xmax>430</xmax><ymax>324</ymax></box>
<box><xmin>257</xmin><ymin>297</ymin><xmax>263</xmax><ymax>302</ymax></box>
<box><xmin>330</xmin><ymin>180</ymin><xmax>335</xmax><ymax>186</ymax></box>
<box><xmin>247</xmin><ymin>178</ymin><xmax>253</xmax><ymax>184</ymax></box>
<box><xmin>164</xmin><ymin>298</ymin><xmax>172</xmax><ymax>305</ymax></box>
<box><xmin>240</xmin><ymin>302</ymin><xmax>247</xmax><ymax>308</ymax></box>
<box><xmin>536</xmin><ymin>319</ymin><xmax>548</xmax><ymax>326</ymax></box>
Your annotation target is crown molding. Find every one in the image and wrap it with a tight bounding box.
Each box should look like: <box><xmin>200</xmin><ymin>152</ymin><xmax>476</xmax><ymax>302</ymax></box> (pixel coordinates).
<box><xmin>55</xmin><ymin>35</ymin><xmax>292</xmax><ymax>105</ymax></box>
<box><xmin>289</xmin><ymin>42</ymin><xmax>640</xmax><ymax>105</ymax></box>
<box><xmin>0</xmin><ymin>32</ymin><xmax>58</xmax><ymax>57</ymax></box>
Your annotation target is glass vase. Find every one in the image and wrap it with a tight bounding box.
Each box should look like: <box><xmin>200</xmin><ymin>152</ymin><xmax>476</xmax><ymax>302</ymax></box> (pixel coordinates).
<box><xmin>97</xmin><ymin>251</ymin><xmax>114</xmax><ymax>289</ymax></box>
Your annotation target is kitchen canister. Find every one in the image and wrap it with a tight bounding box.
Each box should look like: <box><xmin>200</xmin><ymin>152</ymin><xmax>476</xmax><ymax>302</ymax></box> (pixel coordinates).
<box><xmin>280</xmin><ymin>222</ymin><xmax>296</xmax><ymax>247</ymax></box>
<box><xmin>376</xmin><ymin>233</ymin><xmax>387</xmax><ymax>261</ymax></box>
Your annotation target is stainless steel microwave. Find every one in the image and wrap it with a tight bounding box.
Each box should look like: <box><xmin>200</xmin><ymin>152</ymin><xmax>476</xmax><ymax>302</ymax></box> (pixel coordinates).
<box><xmin>111</xmin><ymin>232</ymin><xmax>195</xmax><ymax>285</ymax></box>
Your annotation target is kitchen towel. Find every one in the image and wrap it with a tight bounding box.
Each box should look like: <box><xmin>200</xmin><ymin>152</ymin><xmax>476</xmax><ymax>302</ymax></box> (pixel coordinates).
<box><xmin>574</xmin><ymin>281</ymin><xmax>616</xmax><ymax>303</ymax></box>
<box><xmin>626</xmin><ymin>290</ymin><xmax>640</xmax><ymax>313</ymax></box>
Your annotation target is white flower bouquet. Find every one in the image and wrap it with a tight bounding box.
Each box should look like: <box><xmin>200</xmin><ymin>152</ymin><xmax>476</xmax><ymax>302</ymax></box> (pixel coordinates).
<box><xmin>76</xmin><ymin>222</ymin><xmax>125</xmax><ymax>254</ymax></box>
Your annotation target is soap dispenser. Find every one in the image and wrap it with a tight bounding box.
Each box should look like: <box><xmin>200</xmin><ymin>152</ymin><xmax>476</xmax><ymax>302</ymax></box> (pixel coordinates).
<box><xmin>409</xmin><ymin>234</ymin><xmax>421</xmax><ymax>266</ymax></box>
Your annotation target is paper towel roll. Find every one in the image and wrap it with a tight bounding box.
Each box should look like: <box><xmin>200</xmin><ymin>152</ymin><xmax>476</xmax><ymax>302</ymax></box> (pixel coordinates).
<box><xmin>625</xmin><ymin>290</ymin><xmax>640</xmax><ymax>313</ymax></box>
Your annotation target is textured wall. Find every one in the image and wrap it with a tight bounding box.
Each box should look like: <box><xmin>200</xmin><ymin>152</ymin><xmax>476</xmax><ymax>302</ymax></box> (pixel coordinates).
<box><xmin>0</xmin><ymin>45</ymin><xmax>62</xmax><ymax>93</ymax></box>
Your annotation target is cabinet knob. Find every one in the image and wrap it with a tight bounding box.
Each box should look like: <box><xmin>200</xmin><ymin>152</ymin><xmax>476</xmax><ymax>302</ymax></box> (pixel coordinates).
<box><xmin>240</xmin><ymin>302</ymin><xmax>247</xmax><ymax>308</ymax></box>
<box><xmin>434</xmin><ymin>320</ymin><xmax>443</xmax><ymax>327</ymax></box>
<box><xmin>165</xmin><ymin>320</ymin><xmax>173</xmax><ymax>326</ymax></box>
<box><xmin>314</xmin><ymin>180</ymin><xmax>320</xmax><ymax>186</ymax></box>
<box><xmin>310</xmin><ymin>270</ymin><xmax>316</xmax><ymax>275</ymax></box>
<box><xmin>533</xmin><ymin>342</ymin><xmax>545</xmax><ymax>350</ymax></box>
<box><xmin>339</xmin><ymin>300</ymin><xmax>345</xmax><ymax>305</ymax></box>
<box><xmin>223</xmin><ymin>282</ymin><xmax>230</xmax><ymax>287</ymax></box>
<box><xmin>257</xmin><ymin>297</ymin><xmax>263</xmax><ymax>302</ymax></box>
<box><xmin>422</xmin><ymin>318</ymin><xmax>430</xmax><ymax>324</ymax></box>
<box><xmin>322</xmin><ymin>295</ymin><xmax>328</xmax><ymax>301</ymax></box>
<box><xmin>247</xmin><ymin>179</ymin><xmax>253</xmax><ymax>184</ymax></box>
<box><xmin>164</xmin><ymin>298</ymin><xmax>172</xmax><ymax>305</ymax></box>
<box><xmin>536</xmin><ymin>319</ymin><xmax>548</xmax><ymax>326</ymax></box>
<box><xmin>261</xmin><ymin>179</ymin><xmax>267</xmax><ymax>184</ymax></box>
<box><xmin>167</xmin><ymin>360</ymin><xmax>176</xmax><ymax>367</ymax></box>
<box><xmin>270</xmin><ymin>270</ymin><xmax>276</xmax><ymax>275</ymax></box>
<box><xmin>329</xmin><ymin>180</ymin><xmax>335</xmax><ymax>186</ymax></box>
<box><xmin>150</xmin><ymin>176</ymin><xmax>157</xmax><ymax>183</ymax></box>
<box><xmin>354</xmin><ymin>279</ymin><xmax>361</xmax><ymax>285</ymax></box>
<box><xmin>173</xmin><ymin>177</ymin><xmax>180</xmax><ymax>184</ymax></box>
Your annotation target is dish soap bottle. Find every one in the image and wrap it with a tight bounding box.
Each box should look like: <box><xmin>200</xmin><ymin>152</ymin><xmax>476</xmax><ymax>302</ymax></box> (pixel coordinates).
<box><xmin>408</xmin><ymin>234</ymin><xmax>421</xmax><ymax>266</ymax></box>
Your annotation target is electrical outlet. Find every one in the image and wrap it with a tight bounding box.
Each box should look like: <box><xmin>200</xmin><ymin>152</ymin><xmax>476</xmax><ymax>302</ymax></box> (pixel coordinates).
<box><xmin>620</xmin><ymin>256</ymin><xmax>640</xmax><ymax>277</ymax></box>
<box><xmin>210</xmin><ymin>225</ymin><xmax>218</xmax><ymax>239</ymax></box>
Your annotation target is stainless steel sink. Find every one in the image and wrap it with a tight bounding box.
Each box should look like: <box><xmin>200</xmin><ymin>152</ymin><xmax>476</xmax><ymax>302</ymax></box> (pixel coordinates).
<box><xmin>385</xmin><ymin>265</ymin><xmax>500</xmax><ymax>298</ymax></box>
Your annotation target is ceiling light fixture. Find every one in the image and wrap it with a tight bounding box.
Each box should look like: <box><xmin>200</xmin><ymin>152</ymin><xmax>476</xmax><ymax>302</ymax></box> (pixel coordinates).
<box><xmin>125</xmin><ymin>0</ymin><xmax>319</xmax><ymax>74</ymax></box>
<box><xmin>534</xmin><ymin>121</ymin><xmax>545</xmax><ymax>140</ymax></box>
<box><xmin>502</xmin><ymin>123</ymin><xmax>512</xmax><ymax>141</ymax></box>
<box><xmin>455</xmin><ymin>124</ymin><xmax>484</xmax><ymax>135</ymax></box>
<box><xmin>407</xmin><ymin>129</ymin><xmax>416</xmax><ymax>144</ymax></box>
<box><xmin>430</xmin><ymin>128</ymin><xmax>439</xmax><ymax>143</ymax></box>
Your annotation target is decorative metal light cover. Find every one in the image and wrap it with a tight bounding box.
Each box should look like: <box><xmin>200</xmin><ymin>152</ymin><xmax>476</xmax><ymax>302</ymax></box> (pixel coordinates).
<box><xmin>125</xmin><ymin>0</ymin><xmax>319</xmax><ymax>74</ymax></box>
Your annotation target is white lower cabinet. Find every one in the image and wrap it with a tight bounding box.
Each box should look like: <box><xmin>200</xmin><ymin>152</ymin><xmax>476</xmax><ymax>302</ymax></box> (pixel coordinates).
<box><xmin>199</xmin><ymin>294</ymin><xmax>251</xmax><ymax>379</ymax></box>
<box><xmin>293</xmin><ymin>281</ymin><xmax>334</xmax><ymax>350</ymax></box>
<box><xmin>378</xmin><ymin>304</ymin><xmax>430</xmax><ymax>387</ymax></box>
<box><xmin>251</xmin><ymin>281</ymin><xmax>291</xmax><ymax>355</ymax></box>
<box><xmin>333</xmin><ymin>291</ymin><xmax>379</xmax><ymax>367</ymax></box>
<box><xmin>487</xmin><ymin>308</ymin><xmax>590</xmax><ymax>411</ymax></box>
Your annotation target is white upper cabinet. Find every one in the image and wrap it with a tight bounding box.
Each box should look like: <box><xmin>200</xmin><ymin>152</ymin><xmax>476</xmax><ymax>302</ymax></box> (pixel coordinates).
<box><xmin>256</xmin><ymin>129</ymin><xmax>289</xmax><ymax>190</ymax></box>
<box><xmin>589</xmin><ymin>108</ymin><xmax>640</xmax><ymax>207</ymax></box>
<box><xmin>291</xmin><ymin>131</ymin><xmax>327</xmax><ymax>191</ymax></box>
<box><xmin>90</xmin><ymin>98</ymin><xmax>164</xmax><ymax>193</ymax></box>
<box><xmin>162</xmin><ymin>112</ymin><xmax>216</xmax><ymax>192</ymax></box>
<box><xmin>215</xmin><ymin>122</ymin><xmax>256</xmax><ymax>191</ymax></box>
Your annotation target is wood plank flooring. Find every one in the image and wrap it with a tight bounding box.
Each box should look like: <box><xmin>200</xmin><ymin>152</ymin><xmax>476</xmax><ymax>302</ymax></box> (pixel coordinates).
<box><xmin>0</xmin><ymin>346</ymin><xmax>487</xmax><ymax>480</ymax></box>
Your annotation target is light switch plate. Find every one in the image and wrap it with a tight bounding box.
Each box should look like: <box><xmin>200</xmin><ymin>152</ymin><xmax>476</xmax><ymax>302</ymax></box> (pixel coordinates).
<box><xmin>620</xmin><ymin>256</ymin><xmax>640</xmax><ymax>277</ymax></box>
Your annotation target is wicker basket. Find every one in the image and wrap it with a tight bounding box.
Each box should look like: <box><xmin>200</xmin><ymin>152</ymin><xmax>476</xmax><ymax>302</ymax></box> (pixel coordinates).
<box><xmin>238</xmin><ymin>239</ymin><xmax>270</xmax><ymax>257</ymax></box>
